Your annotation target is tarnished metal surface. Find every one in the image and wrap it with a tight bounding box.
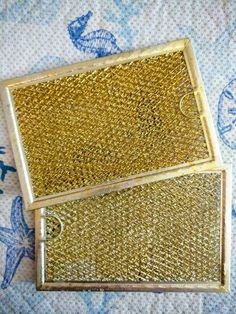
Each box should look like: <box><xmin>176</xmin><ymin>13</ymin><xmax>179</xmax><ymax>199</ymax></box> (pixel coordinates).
<box><xmin>0</xmin><ymin>39</ymin><xmax>220</xmax><ymax>210</ymax></box>
<box><xmin>12</xmin><ymin>51</ymin><xmax>208</xmax><ymax>198</ymax></box>
<box><xmin>43</xmin><ymin>172</ymin><xmax>222</xmax><ymax>284</ymax></box>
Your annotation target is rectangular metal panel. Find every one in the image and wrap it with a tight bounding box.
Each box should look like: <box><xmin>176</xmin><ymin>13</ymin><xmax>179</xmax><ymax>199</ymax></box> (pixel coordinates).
<box><xmin>36</xmin><ymin>168</ymin><xmax>230</xmax><ymax>292</ymax></box>
<box><xmin>0</xmin><ymin>39</ymin><xmax>221</xmax><ymax>209</ymax></box>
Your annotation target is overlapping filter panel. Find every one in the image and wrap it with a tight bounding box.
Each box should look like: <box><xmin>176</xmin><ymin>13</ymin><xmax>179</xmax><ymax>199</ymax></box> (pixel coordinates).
<box><xmin>42</xmin><ymin>171</ymin><xmax>222</xmax><ymax>284</ymax></box>
<box><xmin>12</xmin><ymin>50</ymin><xmax>209</xmax><ymax>199</ymax></box>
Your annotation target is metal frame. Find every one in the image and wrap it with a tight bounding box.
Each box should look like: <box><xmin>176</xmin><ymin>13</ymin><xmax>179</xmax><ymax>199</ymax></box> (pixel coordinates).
<box><xmin>0</xmin><ymin>38</ymin><xmax>221</xmax><ymax>210</ymax></box>
<box><xmin>35</xmin><ymin>167</ymin><xmax>231</xmax><ymax>292</ymax></box>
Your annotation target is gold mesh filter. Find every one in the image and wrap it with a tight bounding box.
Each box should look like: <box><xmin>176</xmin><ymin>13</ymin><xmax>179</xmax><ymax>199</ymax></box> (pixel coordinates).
<box><xmin>0</xmin><ymin>39</ymin><xmax>220</xmax><ymax>210</ymax></box>
<box><xmin>12</xmin><ymin>51</ymin><xmax>208</xmax><ymax>198</ymax></box>
<box><xmin>36</xmin><ymin>169</ymin><xmax>230</xmax><ymax>292</ymax></box>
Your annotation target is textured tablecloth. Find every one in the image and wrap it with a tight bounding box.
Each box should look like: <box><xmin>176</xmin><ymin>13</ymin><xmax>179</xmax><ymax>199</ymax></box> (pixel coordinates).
<box><xmin>0</xmin><ymin>1</ymin><xmax>236</xmax><ymax>313</ymax></box>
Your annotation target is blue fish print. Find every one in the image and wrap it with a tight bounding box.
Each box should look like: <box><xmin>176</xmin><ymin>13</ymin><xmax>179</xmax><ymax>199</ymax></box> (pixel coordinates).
<box><xmin>0</xmin><ymin>160</ymin><xmax>16</xmax><ymax>182</ymax></box>
<box><xmin>104</xmin><ymin>0</ymin><xmax>145</xmax><ymax>50</ymax></box>
<box><xmin>232</xmin><ymin>204</ymin><xmax>236</xmax><ymax>218</ymax></box>
<box><xmin>30</xmin><ymin>55</ymin><xmax>68</xmax><ymax>73</ymax></box>
<box><xmin>0</xmin><ymin>196</ymin><xmax>35</xmax><ymax>289</ymax></box>
<box><xmin>68</xmin><ymin>11</ymin><xmax>122</xmax><ymax>57</ymax></box>
<box><xmin>218</xmin><ymin>78</ymin><xmax>236</xmax><ymax>149</ymax></box>
<box><xmin>0</xmin><ymin>281</ymin><xmax>45</xmax><ymax>313</ymax></box>
<box><xmin>214</xmin><ymin>20</ymin><xmax>236</xmax><ymax>50</ymax></box>
<box><xmin>80</xmin><ymin>291</ymin><xmax>123</xmax><ymax>314</ymax></box>
<box><xmin>0</xmin><ymin>146</ymin><xmax>6</xmax><ymax>154</ymax></box>
<box><xmin>0</xmin><ymin>0</ymin><xmax>61</xmax><ymax>24</ymax></box>
<box><xmin>0</xmin><ymin>147</ymin><xmax>16</xmax><ymax>194</ymax></box>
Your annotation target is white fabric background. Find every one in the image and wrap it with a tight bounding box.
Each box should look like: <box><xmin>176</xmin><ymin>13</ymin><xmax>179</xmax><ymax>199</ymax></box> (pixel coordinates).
<box><xmin>0</xmin><ymin>0</ymin><xmax>235</xmax><ymax>313</ymax></box>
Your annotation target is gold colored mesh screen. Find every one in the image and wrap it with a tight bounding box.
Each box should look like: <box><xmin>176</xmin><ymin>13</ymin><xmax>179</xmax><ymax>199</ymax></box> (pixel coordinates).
<box><xmin>12</xmin><ymin>51</ymin><xmax>209</xmax><ymax>198</ymax></box>
<box><xmin>45</xmin><ymin>172</ymin><xmax>222</xmax><ymax>283</ymax></box>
